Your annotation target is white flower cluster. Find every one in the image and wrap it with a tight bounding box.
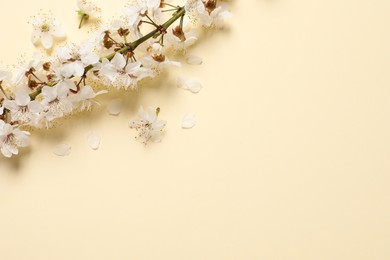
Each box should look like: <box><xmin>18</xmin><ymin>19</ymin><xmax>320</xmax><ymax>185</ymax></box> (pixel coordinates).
<box><xmin>0</xmin><ymin>0</ymin><xmax>231</xmax><ymax>158</ymax></box>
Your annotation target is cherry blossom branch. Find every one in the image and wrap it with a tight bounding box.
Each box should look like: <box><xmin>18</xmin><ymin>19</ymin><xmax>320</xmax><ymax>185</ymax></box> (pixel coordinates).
<box><xmin>28</xmin><ymin>7</ymin><xmax>186</xmax><ymax>101</ymax></box>
<box><xmin>0</xmin><ymin>0</ymin><xmax>232</xmax><ymax>158</ymax></box>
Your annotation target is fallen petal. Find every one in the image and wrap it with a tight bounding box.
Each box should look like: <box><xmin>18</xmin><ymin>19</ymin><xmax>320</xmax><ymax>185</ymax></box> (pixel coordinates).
<box><xmin>87</xmin><ymin>132</ymin><xmax>100</xmax><ymax>150</ymax></box>
<box><xmin>186</xmin><ymin>54</ymin><xmax>203</xmax><ymax>65</ymax></box>
<box><xmin>186</xmin><ymin>79</ymin><xmax>202</xmax><ymax>93</ymax></box>
<box><xmin>107</xmin><ymin>98</ymin><xmax>123</xmax><ymax>116</ymax></box>
<box><xmin>182</xmin><ymin>113</ymin><xmax>197</xmax><ymax>129</ymax></box>
<box><xmin>177</xmin><ymin>77</ymin><xmax>202</xmax><ymax>93</ymax></box>
<box><xmin>53</xmin><ymin>143</ymin><xmax>71</xmax><ymax>156</ymax></box>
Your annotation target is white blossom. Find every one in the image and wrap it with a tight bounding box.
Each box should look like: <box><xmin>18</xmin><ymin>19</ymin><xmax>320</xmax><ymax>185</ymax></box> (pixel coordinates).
<box><xmin>0</xmin><ymin>0</ymin><xmax>231</xmax><ymax>158</ymax></box>
<box><xmin>124</xmin><ymin>0</ymin><xmax>162</xmax><ymax>36</ymax></box>
<box><xmin>77</xmin><ymin>0</ymin><xmax>101</xmax><ymax>19</ymax></box>
<box><xmin>185</xmin><ymin>0</ymin><xmax>231</xmax><ymax>28</ymax></box>
<box><xmin>13</xmin><ymin>53</ymin><xmax>45</xmax><ymax>87</ymax></box>
<box><xmin>3</xmin><ymin>89</ymin><xmax>43</xmax><ymax>125</ymax></box>
<box><xmin>0</xmin><ymin>120</ymin><xmax>30</xmax><ymax>158</ymax></box>
<box><xmin>165</xmin><ymin>25</ymin><xmax>199</xmax><ymax>52</ymax></box>
<box><xmin>31</xmin><ymin>16</ymin><xmax>66</xmax><ymax>49</ymax></box>
<box><xmin>41</xmin><ymin>83</ymin><xmax>73</xmax><ymax>122</ymax></box>
<box><xmin>141</xmin><ymin>43</ymin><xmax>181</xmax><ymax>71</ymax></box>
<box><xmin>56</xmin><ymin>43</ymin><xmax>99</xmax><ymax>78</ymax></box>
<box><xmin>99</xmin><ymin>53</ymin><xmax>154</xmax><ymax>89</ymax></box>
<box><xmin>129</xmin><ymin>106</ymin><xmax>166</xmax><ymax>144</ymax></box>
<box><xmin>71</xmin><ymin>85</ymin><xmax>107</xmax><ymax>111</ymax></box>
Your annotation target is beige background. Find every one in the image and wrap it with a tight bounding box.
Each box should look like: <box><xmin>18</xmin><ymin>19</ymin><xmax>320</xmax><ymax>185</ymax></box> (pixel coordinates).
<box><xmin>1</xmin><ymin>0</ymin><xmax>390</xmax><ymax>259</ymax></box>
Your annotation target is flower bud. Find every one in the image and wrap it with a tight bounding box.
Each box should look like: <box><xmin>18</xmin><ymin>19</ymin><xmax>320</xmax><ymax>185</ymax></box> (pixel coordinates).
<box><xmin>204</xmin><ymin>0</ymin><xmax>217</xmax><ymax>14</ymax></box>
<box><xmin>172</xmin><ymin>26</ymin><xmax>186</xmax><ymax>41</ymax></box>
<box><xmin>43</xmin><ymin>62</ymin><xmax>51</xmax><ymax>71</ymax></box>
<box><xmin>152</xmin><ymin>54</ymin><xmax>166</xmax><ymax>62</ymax></box>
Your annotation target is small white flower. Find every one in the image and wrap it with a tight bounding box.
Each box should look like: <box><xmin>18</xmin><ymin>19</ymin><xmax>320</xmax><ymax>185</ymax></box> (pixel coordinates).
<box><xmin>181</xmin><ymin>113</ymin><xmax>197</xmax><ymax>129</ymax></box>
<box><xmin>129</xmin><ymin>106</ymin><xmax>166</xmax><ymax>144</ymax></box>
<box><xmin>177</xmin><ymin>76</ymin><xmax>202</xmax><ymax>93</ymax></box>
<box><xmin>31</xmin><ymin>15</ymin><xmax>66</xmax><ymax>49</ymax></box>
<box><xmin>57</xmin><ymin>43</ymin><xmax>99</xmax><ymax>78</ymax></box>
<box><xmin>71</xmin><ymin>85</ymin><xmax>107</xmax><ymax>111</ymax></box>
<box><xmin>124</xmin><ymin>0</ymin><xmax>162</xmax><ymax>36</ymax></box>
<box><xmin>141</xmin><ymin>43</ymin><xmax>181</xmax><ymax>70</ymax></box>
<box><xmin>92</xmin><ymin>20</ymin><xmax>126</xmax><ymax>53</ymax></box>
<box><xmin>77</xmin><ymin>0</ymin><xmax>101</xmax><ymax>28</ymax></box>
<box><xmin>41</xmin><ymin>83</ymin><xmax>73</xmax><ymax>122</ymax></box>
<box><xmin>3</xmin><ymin>88</ymin><xmax>43</xmax><ymax>125</ymax></box>
<box><xmin>78</xmin><ymin>0</ymin><xmax>100</xmax><ymax>18</ymax></box>
<box><xmin>53</xmin><ymin>143</ymin><xmax>71</xmax><ymax>156</ymax></box>
<box><xmin>99</xmin><ymin>53</ymin><xmax>154</xmax><ymax>89</ymax></box>
<box><xmin>165</xmin><ymin>25</ymin><xmax>199</xmax><ymax>52</ymax></box>
<box><xmin>0</xmin><ymin>120</ymin><xmax>30</xmax><ymax>158</ymax></box>
<box><xmin>185</xmin><ymin>0</ymin><xmax>231</xmax><ymax>28</ymax></box>
<box><xmin>141</xmin><ymin>55</ymin><xmax>181</xmax><ymax>72</ymax></box>
<box><xmin>13</xmin><ymin>53</ymin><xmax>44</xmax><ymax>87</ymax></box>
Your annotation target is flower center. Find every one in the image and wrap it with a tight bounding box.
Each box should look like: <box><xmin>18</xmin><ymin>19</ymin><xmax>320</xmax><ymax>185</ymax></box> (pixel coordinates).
<box><xmin>4</xmin><ymin>133</ymin><xmax>15</xmax><ymax>145</ymax></box>
<box><xmin>20</xmin><ymin>106</ymin><xmax>28</xmax><ymax>113</ymax></box>
<box><xmin>41</xmin><ymin>23</ymin><xmax>50</xmax><ymax>32</ymax></box>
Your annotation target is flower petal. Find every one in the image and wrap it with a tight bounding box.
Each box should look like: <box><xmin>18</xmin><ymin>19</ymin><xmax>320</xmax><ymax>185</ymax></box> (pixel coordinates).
<box><xmin>31</xmin><ymin>30</ymin><xmax>41</xmax><ymax>44</ymax></box>
<box><xmin>0</xmin><ymin>68</ymin><xmax>12</xmax><ymax>83</ymax></box>
<box><xmin>15</xmin><ymin>89</ymin><xmax>31</xmax><ymax>107</ymax></box>
<box><xmin>182</xmin><ymin>113</ymin><xmax>197</xmax><ymax>129</ymax></box>
<box><xmin>111</xmin><ymin>53</ymin><xmax>126</xmax><ymax>69</ymax></box>
<box><xmin>177</xmin><ymin>77</ymin><xmax>202</xmax><ymax>93</ymax></box>
<box><xmin>107</xmin><ymin>99</ymin><xmax>123</xmax><ymax>116</ymax></box>
<box><xmin>53</xmin><ymin>143</ymin><xmax>71</xmax><ymax>156</ymax></box>
<box><xmin>52</xmin><ymin>21</ymin><xmax>66</xmax><ymax>37</ymax></box>
<box><xmin>186</xmin><ymin>54</ymin><xmax>203</xmax><ymax>65</ymax></box>
<box><xmin>86</xmin><ymin>132</ymin><xmax>100</xmax><ymax>150</ymax></box>
<box><xmin>82</xmin><ymin>53</ymin><xmax>99</xmax><ymax>66</ymax></box>
<box><xmin>1</xmin><ymin>146</ymin><xmax>13</xmax><ymax>158</ymax></box>
<box><xmin>41</xmin><ymin>33</ymin><xmax>53</xmax><ymax>49</ymax></box>
<box><xmin>28</xmin><ymin>101</ymin><xmax>44</xmax><ymax>113</ymax></box>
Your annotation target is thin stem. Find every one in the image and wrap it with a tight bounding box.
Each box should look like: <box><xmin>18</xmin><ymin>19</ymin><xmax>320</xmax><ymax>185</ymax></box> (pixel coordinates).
<box><xmin>141</xmin><ymin>20</ymin><xmax>159</xmax><ymax>28</ymax></box>
<box><xmin>162</xmin><ymin>8</ymin><xmax>179</xmax><ymax>13</ymax></box>
<box><xmin>163</xmin><ymin>3</ymin><xmax>179</xmax><ymax>9</ymax></box>
<box><xmin>107</xmin><ymin>34</ymin><xmax>120</xmax><ymax>45</ymax></box>
<box><xmin>131</xmin><ymin>7</ymin><xmax>185</xmax><ymax>50</ymax></box>
<box><xmin>31</xmin><ymin>72</ymin><xmax>44</xmax><ymax>83</ymax></box>
<box><xmin>145</xmin><ymin>14</ymin><xmax>158</xmax><ymax>27</ymax></box>
<box><xmin>180</xmin><ymin>14</ymin><xmax>184</xmax><ymax>30</ymax></box>
<box><xmin>79</xmin><ymin>14</ymin><xmax>86</xmax><ymax>29</ymax></box>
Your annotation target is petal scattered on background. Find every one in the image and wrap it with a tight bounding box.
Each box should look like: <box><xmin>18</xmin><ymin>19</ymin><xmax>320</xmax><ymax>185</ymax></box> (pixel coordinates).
<box><xmin>177</xmin><ymin>77</ymin><xmax>202</xmax><ymax>93</ymax></box>
<box><xmin>107</xmin><ymin>99</ymin><xmax>123</xmax><ymax>116</ymax></box>
<box><xmin>53</xmin><ymin>144</ymin><xmax>71</xmax><ymax>156</ymax></box>
<box><xmin>182</xmin><ymin>113</ymin><xmax>197</xmax><ymax>129</ymax></box>
<box><xmin>87</xmin><ymin>132</ymin><xmax>101</xmax><ymax>150</ymax></box>
<box><xmin>186</xmin><ymin>54</ymin><xmax>203</xmax><ymax>65</ymax></box>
